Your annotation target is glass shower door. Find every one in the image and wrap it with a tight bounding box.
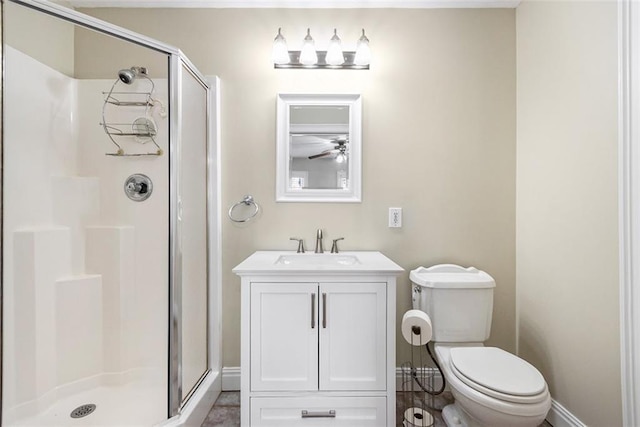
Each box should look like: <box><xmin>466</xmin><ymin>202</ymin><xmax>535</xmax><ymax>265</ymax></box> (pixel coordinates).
<box><xmin>171</xmin><ymin>59</ymin><xmax>210</xmax><ymax>409</ymax></box>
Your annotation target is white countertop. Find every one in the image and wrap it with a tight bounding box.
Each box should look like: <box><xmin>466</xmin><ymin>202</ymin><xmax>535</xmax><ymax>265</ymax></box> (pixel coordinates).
<box><xmin>232</xmin><ymin>250</ymin><xmax>404</xmax><ymax>276</ymax></box>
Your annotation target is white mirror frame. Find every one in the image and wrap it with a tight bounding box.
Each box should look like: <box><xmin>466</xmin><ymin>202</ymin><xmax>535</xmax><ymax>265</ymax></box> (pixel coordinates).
<box><xmin>276</xmin><ymin>93</ymin><xmax>362</xmax><ymax>203</ymax></box>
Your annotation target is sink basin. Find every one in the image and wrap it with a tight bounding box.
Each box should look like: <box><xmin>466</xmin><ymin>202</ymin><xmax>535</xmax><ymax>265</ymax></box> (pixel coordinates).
<box><xmin>233</xmin><ymin>251</ymin><xmax>404</xmax><ymax>275</ymax></box>
<box><xmin>275</xmin><ymin>254</ymin><xmax>361</xmax><ymax>266</ymax></box>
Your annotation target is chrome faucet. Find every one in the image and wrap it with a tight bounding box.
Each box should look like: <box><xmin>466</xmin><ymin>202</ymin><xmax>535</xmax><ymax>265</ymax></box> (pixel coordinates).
<box><xmin>315</xmin><ymin>229</ymin><xmax>324</xmax><ymax>253</ymax></box>
<box><xmin>331</xmin><ymin>238</ymin><xmax>344</xmax><ymax>253</ymax></box>
<box><xmin>290</xmin><ymin>237</ymin><xmax>305</xmax><ymax>253</ymax></box>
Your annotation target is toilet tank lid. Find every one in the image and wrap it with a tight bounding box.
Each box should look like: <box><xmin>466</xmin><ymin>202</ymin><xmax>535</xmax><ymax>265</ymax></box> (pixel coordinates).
<box><xmin>409</xmin><ymin>264</ymin><xmax>496</xmax><ymax>289</ymax></box>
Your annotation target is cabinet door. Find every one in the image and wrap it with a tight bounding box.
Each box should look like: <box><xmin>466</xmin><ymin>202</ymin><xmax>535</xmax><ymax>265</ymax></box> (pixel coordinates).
<box><xmin>250</xmin><ymin>283</ymin><xmax>318</xmax><ymax>391</ymax></box>
<box><xmin>319</xmin><ymin>282</ymin><xmax>387</xmax><ymax>391</ymax></box>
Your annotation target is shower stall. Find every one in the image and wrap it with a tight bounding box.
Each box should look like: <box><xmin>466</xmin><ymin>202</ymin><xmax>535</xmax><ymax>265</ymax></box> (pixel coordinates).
<box><xmin>1</xmin><ymin>0</ymin><xmax>222</xmax><ymax>425</ymax></box>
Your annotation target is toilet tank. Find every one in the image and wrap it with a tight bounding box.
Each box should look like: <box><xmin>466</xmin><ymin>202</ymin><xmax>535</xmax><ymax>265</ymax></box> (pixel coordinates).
<box><xmin>410</xmin><ymin>264</ymin><xmax>496</xmax><ymax>343</ymax></box>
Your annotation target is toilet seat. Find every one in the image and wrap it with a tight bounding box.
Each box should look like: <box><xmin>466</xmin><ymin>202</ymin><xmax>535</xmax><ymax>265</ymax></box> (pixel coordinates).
<box><xmin>449</xmin><ymin>347</ymin><xmax>548</xmax><ymax>405</ymax></box>
<box><xmin>435</xmin><ymin>344</ymin><xmax>552</xmax><ymax>423</ymax></box>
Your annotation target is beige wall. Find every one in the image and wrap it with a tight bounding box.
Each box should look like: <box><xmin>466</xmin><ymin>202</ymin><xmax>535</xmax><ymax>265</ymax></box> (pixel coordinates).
<box><xmin>76</xmin><ymin>7</ymin><xmax>517</xmax><ymax>368</ymax></box>
<box><xmin>5</xmin><ymin>1</ymin><xmax>74</xmax><ymax>76</ymax></box>
<box><xmin>516</xmin><ymin>1</ymin><xmax>621</xmax><ymax>425</ymax></box>
<box><xmin>74</xmin><ymin>24</ymin><xmax>170</xmax><ymax>80</ymax></box>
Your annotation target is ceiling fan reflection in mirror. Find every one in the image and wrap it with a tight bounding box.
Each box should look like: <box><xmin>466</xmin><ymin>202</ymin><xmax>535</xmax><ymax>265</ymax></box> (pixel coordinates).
<box><xmin>308</xmin><ymin>138</ymin><xmax>349</xmax><ymax>162</ymax></box>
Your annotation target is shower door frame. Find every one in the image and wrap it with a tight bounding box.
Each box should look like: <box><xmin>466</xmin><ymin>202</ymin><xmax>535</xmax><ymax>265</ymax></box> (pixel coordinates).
<box><xmin>0</xmin><ymin>0</ymin><xmax>217</xmax><ymax>420</ymax></box>
<box><xmin>619</xmin><ymin>0</ymin><xmax>640</xmax><ymax>424</ymax></box>
<box><xmin>169</xmin><ymin>54</ymin><xmax>215</xmax><ymax>414</ymax></box>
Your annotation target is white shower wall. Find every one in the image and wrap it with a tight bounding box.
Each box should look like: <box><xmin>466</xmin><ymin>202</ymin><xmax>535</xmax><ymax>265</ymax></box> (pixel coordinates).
<box><xmin>3</xmin><ymin>45</ymin><xmax>169</xmax><ymax>424</ymax></box>
<box><xmin>76</xmin><ymin>77</ymin><xmax>170</xmax><ymax>373</ymax></box>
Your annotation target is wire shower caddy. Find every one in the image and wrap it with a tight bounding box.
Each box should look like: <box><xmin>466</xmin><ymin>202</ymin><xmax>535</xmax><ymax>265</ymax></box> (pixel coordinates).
<box><xmin>100</xmin><ymin>68</ymin><xmax>165</xmax><ymax>157</ymax></box>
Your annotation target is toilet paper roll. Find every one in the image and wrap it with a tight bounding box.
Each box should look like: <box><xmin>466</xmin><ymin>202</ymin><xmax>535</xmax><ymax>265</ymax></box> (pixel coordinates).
<box><xmin>402</xmin><ymin>309</ymin><xmax>432</xmax><ymax>346</ymax></box>
<box><xmin>403</xmin><ymin>407</ymin><xmax>434</xmax><ymax>427</ymax></box>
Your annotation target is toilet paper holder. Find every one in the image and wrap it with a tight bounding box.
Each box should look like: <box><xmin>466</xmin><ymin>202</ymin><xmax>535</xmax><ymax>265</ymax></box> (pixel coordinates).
<box><xmin>400</xmin><ymin>309</ymin><xmax>438</xmax><ymax>427</ymax></box>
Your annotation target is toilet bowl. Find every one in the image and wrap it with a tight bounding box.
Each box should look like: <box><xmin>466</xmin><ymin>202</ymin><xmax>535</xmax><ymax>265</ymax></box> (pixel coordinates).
<box><xmin>409</xmin><ymin>264</ymin><xmax>551</xmax><ymax>427</ymax></box>
<box><xmin>435</xmin><ymin>344</ymin><xmax>551</xmax><ymax>427</ymax></box>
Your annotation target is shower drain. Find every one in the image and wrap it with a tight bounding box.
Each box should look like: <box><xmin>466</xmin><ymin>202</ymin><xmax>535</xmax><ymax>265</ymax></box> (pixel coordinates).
<box><xmin>70</xmin><ymin>404</ymin><xmax>96</xmax><ymax>418</ymax></box>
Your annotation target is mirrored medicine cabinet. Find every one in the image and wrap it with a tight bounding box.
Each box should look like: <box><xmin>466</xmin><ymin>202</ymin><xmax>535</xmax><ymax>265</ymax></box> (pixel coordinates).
<box><xmin>276</xmin><ymin>93</ymin><xmax>362</xmax><ymax>202</ymax></box>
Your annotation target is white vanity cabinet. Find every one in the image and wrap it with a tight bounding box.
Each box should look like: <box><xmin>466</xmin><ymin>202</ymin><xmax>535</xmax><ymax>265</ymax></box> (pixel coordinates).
<box><xmin>234</xmin><ymin>251</ymin><xmax>404</xmax><ymax>427</ymax></box>
<box><xmin>250</xmin><ymin>282</ymin><xmax>387</xmax><ymax>392</ymax></box>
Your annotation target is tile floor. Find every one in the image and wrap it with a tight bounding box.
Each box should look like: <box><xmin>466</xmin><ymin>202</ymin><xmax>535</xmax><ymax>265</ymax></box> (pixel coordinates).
<box><xmin>201</xmin><ymin>391</ymin><xmax>553</xmax><ymax>426</ymax></box>
<box><xmin>202</xmin><ymin>392</ymin><xmax>240</xmax><ymax>427</ymax></box>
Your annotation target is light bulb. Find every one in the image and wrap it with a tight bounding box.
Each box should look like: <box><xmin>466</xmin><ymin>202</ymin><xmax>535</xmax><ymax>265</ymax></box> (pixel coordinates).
<box><xmin>326</xmin><ymin>29</ymin><xmax>344</xmax><ymax>66</ymax></box>
<box><xmin>299</xmin><ymin>28</ymin><xmax>318</xmax><ymax>66</ymax></box>
<box><xmin>272</xmin><ymin>28</ymin><xmax>290</xmax><ymax>65</ymax></box>
<box><xmin>354</xmin><ymin>29</ymin><xmax>371</xmax><ymax>66</ymax></box>
<box><xmin>336</xmin><ymin>151</ymin><xmax>346</xmax><ymax>163</ymax></box>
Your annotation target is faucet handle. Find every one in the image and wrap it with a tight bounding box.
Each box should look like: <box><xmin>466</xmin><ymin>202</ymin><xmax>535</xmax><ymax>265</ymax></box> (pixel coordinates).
<box><xmin>290</xmin><ymin>237</ymin><xmax>305</xmax><ymax>253</ymax></box>
<box><xmin>315</xmin><ymin>228</ymin><xmax>324</xmax><ymax>254</ymax></box>
<box><xmin>331</xmin><ymin>238</ymin><xmax>344</xmax><ymax>254</ymax></box>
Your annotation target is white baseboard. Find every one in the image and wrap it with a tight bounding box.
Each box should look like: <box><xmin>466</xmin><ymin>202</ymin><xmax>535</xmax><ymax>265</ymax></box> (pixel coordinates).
<box><xmin>222</xmin><ymin>366</ymin><xmax>241</xmax><ymax>391</ymax></box>
<box><xmin>223</xmin><ymin>366</ymin><xmax>444</xmax><ymax>392</ymax></box>
<box><xmin>223</xmin><ymin>366</ymin><xmax>443</xmax><ymax>392</ymax></box>
<box><xmin>546</xmin><ymin>399</ymin><xmax>586</xmax><ymax>427</ymax></box>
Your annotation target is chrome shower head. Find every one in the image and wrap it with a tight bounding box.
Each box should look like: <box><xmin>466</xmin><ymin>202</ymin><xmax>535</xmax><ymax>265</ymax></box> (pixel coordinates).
<box><xmin>118</xmin><ymin>68</ymin><xmax>136</xmax><ymax>84</ymax></box>
<box><xmin>118</xmin><ymin>68</ymin><xmax>137</xmax><ymax>85</ymax></box>
<box><xmin>117</xmin><ymin>66</ymin><xmax>147</xmax><ymax>84</ymax></box>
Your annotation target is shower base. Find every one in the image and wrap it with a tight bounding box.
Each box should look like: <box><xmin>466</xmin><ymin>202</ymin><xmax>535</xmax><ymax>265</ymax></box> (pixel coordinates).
<box><xmin>8</xmin><ymin>372</ymin><xmax>166</xmax><ymax>426</ymax></box>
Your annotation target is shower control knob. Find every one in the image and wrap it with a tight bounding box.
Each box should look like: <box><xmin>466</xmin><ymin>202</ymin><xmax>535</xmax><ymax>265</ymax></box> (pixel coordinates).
<box><xmin>126</xmin><ymin>181</ymin><xmax>148</xmax><ymax>194</ymax></box>
<box><xmin>124</xmin><ymin>173</ymin><xmax>153</xmax><ymax>202</ymax></box>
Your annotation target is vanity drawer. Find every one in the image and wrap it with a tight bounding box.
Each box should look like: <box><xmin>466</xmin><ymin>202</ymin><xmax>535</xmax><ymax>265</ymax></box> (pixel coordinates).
<box><xmin>250</xmin><ymin>396</ymin><xmax>387</xmax><ymax>426</ymax></box>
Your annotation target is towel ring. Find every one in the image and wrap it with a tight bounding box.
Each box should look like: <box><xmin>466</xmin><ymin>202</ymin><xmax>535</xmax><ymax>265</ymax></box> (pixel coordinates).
<box><xmin>228</xmin><ymin>195</ymin><xmax>260</xmax><ymax>223</ymax></box>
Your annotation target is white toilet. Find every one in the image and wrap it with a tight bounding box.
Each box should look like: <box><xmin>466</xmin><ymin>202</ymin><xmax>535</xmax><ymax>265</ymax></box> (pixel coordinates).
<box><xmin>410</xmin><ymin>264</ymin><xmax>551</xmax><ymax>427</ymax></box>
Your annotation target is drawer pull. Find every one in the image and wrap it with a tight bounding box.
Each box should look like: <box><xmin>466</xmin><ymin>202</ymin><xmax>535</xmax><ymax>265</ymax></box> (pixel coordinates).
<box><xmin>311</xmin><ymin>293</ymin><xmax>316</xmax><ymax>329</ymax></box>
<box><xmin>301</xmin><ymin>410</ymin><xmax>336</xmax><ymax>418</ymax></box>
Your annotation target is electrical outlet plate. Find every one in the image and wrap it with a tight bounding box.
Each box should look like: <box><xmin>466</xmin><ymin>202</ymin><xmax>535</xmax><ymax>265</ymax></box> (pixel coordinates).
<box><xmin>389</xmin><ymin>207</ymin><xmax>402</xmax><ymax>228</ymax></box>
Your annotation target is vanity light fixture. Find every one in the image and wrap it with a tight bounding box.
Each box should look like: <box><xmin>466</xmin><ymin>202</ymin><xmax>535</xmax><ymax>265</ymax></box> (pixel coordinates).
<box><xmin>272</xmin><ymin>28</ymin><xmax>290</xmax><ymax>65</ymax></box>
<box><xmin>354</xmin><ymin>29</ymin><xmax>371</xmax><ymax>66</ymax></box>
<box><xmin>299</xmin><ymin>28</ymin><xmax>318</xmax><ymax>65</ymax></box>
<box><xmin>272</xmin><ymin>28</ymin><xmax>370</xmax><ymax>70</ymax></box>
<box><xmin>326</xmin><ymin>29</ymin><xmax>345</xmax><ymax>66</ymax></box>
